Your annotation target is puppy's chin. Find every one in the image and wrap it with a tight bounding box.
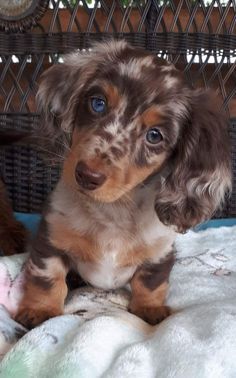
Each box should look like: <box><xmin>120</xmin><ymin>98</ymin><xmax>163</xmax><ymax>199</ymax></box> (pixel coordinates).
<box><xmin>75</xmin><ymin>184</ymin><xmax>132</xmax><ymax>204</ymax></box>
<box><xmin>82</xmin><ymin>188</ymin><xmax>130</xmax><ymax>203</ymax></box>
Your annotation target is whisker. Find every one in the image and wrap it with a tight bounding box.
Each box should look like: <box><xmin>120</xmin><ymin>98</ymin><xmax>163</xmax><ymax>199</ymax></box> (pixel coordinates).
<box><xmin>30</xmin><ymin>136</ymin><xmax>72</xmax><ymax>153</ymax></box>
<box><xmin>36</xmin><ymin>148</ymin><xmax>66</xmax><ymax>161</ymax></box>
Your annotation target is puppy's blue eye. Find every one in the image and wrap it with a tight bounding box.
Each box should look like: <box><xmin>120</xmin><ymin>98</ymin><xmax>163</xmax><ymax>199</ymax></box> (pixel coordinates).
<box><xmin>146</xmin><ymin>128</ymin><xmax>163</xmax><ymax>144</ymax></box>
<box><xmin>90</xmin><ymin>97</ymin><xmax>106</xmax><ymax>114</ymax></box>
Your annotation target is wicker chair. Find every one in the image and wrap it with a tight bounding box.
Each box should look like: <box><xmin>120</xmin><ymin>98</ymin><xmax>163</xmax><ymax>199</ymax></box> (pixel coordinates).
<box><xmin>0</xmin><ymin>0</ymin><xmax>235</xmax><ymax>218</ymax></box>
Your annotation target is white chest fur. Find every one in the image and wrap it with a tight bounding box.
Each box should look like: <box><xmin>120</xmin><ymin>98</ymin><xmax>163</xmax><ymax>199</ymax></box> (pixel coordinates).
<box><xmin>77</xmin><ymin>254</ymin><xmax>136</xmax><ymax>289</ymax></box>
<box><xmin>51</xmin><ymin>181</ymin><xmax>176</xmax><ymax>290</ymax></box>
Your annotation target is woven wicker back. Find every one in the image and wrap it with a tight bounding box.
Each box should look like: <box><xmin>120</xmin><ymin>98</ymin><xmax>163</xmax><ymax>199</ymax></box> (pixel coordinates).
<box><xmin>0</xmin><ymin>0</ymin><xmax>235</xmax><ymax>217</ymax></box>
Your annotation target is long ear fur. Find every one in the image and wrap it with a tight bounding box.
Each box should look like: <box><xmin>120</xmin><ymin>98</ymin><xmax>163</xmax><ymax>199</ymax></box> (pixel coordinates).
<box><xmin>35</xmin><ymin>62</ymin><xmax>85</xmax><ymax>161</ymax></box>
<box><xmin>35</xmin><ymin>49</ymin><xmax>101</xmax><ymax>161</ymax></box>
<box><xmin>155</xmin><ymin>90</ymin><xmax>232</xmax><ymax>232</ymax></box>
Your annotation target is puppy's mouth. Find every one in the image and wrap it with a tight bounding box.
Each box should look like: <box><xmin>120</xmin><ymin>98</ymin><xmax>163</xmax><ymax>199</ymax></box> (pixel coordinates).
<box><xmin>75</xmin><ymin>161</ymin><xmax>107</xmax><ymax>192</ymax></box>
<box><xmin>74</xmin><ymin>161</ymin><xmax>126</xmax><ymax>203</ymax></box>
<box><xmin>73</xmin><ymin>160</ymin><xmax>141</xmax><ymax>203</ymax></box>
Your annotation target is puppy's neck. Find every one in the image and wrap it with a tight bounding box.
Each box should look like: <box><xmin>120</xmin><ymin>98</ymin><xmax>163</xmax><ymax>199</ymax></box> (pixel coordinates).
<box><xmin>52</xmin><ymin>176</ymin><xmax>157</xmax><ymax>214</ymax></box>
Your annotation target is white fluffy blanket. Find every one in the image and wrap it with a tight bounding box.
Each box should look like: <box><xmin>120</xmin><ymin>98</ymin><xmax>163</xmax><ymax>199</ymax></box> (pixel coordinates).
<box><xmin>0</xmin><ymin>226</ymin><xmax>236</xmax><ymax>377</ymax></box>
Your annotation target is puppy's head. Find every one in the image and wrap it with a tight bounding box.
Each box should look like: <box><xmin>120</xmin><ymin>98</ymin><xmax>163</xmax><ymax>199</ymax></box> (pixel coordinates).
<box><xmin>37</xmin><ymin>40</ymin><xmax>232</xmax><ymax>232</ymax></box>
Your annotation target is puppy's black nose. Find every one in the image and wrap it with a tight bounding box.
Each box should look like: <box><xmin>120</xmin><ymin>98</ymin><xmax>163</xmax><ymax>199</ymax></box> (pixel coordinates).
<box><xmin>75</xmin><ymin>161</ymin><xmax>106</xmax><ymax>190</ymax></box>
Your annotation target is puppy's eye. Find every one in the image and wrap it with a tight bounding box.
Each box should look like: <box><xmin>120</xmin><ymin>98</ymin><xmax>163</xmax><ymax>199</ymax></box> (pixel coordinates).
<box><xmin>146</xmin><ymin>128</ymin><xmax>163</xmax><ymax>144</ymax></box>
<box><xmin>89</xmin><ymin>96</ymin><xmax>107</xmax><ymax>114</ymax></box>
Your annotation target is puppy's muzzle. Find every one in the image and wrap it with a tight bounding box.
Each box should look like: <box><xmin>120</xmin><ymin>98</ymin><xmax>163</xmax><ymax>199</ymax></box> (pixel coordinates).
<box><xmin>75</xmin><ymin>161</ymin><xmax>107</xmax><ymax>190</ymax></box>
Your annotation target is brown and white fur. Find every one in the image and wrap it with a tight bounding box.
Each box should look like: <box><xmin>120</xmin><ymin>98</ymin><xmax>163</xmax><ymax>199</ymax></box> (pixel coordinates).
<box><xmin>15</xmin><ymin>40</ymin><xmax>232</xmax><ymax>328</ymax></box>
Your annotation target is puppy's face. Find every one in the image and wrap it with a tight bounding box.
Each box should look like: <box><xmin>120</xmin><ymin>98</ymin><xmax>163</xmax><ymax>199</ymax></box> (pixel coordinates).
<box><xmin>59</xmin><ymin>45</ymin><xmax>185</xmax><ymax>202</ymax></box>
<box><xmin>37</xmin><ymin>40</ymin><xmax>231</xmax><ymax>230</ymax></box>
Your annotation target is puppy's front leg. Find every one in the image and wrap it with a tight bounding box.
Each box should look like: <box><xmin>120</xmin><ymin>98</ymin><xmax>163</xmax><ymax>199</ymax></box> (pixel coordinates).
<box><xmin>15</xmin><ymin>223</ymin><xmax>69</xmax><ymax>328</ymax></box>
<box><xmin>129</xmin><ymin>253</ymin><xmax>175</xmax><ymax>325</ymax></box>
<box><xmin>16</xmin><ymin>254</ymin><xmax>68</xmax><ymax>329</ymax></box>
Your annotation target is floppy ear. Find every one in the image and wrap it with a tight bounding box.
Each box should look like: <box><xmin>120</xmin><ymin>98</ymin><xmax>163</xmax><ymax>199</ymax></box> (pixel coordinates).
<box><xmin>35</xmin><ymin>50</ymin><xmax>96</xmax><ymax>160</ymax></box>
<box><xmin>35</xmin><ymin>63</ymin><xmax>82</xmax><ymax>160</ymax></box>
<box><xmin>155</xmin><ymin>90</ymin><xmax>232</xmax><ymax>233</ymax></box>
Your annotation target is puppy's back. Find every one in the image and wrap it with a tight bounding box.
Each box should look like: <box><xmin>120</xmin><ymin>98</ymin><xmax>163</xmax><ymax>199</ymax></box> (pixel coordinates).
<box><xmin>0</xmin><ymin>131</ymin><xmax>29</xmax><ymax>146</ymax></box>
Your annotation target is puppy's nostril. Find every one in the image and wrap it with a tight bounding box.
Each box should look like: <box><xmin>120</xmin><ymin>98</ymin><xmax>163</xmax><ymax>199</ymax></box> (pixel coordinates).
<box><xmin>75</xmin><ymin>161</ymin><xmax>107</xmax><ymax>190</ymax></box>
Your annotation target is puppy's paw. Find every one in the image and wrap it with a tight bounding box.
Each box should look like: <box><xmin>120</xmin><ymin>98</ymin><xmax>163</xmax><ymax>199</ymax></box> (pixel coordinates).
<box><xmin>15</xmin><ymin>307</ymin><xmax>61</xmax><ymax>329</ymax></box>
<box><xmin>129</xmin><ymin>304</ymin><xmax>171</xmax><ymax>325</ymax></box>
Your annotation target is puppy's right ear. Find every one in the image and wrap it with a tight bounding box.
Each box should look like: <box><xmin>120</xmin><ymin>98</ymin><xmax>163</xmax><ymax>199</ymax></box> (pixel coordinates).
<box><xmin>36</xmin><ymin>63</ymin><xmax>79</xmax><ymax>158</ymax></box>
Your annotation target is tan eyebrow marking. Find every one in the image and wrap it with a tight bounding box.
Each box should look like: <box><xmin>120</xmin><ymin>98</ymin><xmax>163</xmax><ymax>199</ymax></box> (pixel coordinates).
<box><xmin>141</xmin><ymin>106</ymin><xmax>164</xmax><ymax>129</ymax></box>
<box><xmin>103</xmin><ymin>83</ymin><xmax>120</xmax><ymax>108</ymax></box>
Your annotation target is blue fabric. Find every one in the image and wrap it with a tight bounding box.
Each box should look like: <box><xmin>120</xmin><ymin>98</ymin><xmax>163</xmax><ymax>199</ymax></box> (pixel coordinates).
<box><xmin>14</xmin><ymin>213</ymin><xmax>236</xmax><ymax>234</ymax></box>
<box><xmin>15</xmin><ymin>213</ymin><xmax>41</xmax><ymax>235</ymax></box>
<box><xmin>195</xmin><ymin>218</ymin><xmax>236</xmax><ymax>231</ymax></box>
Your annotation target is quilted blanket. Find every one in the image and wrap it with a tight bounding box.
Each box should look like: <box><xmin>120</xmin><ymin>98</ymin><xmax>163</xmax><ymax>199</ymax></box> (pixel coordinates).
<box><xmin>0</xmin><ymin>226</ymin><xmax>236</xmax><ymax>378</ymax></box>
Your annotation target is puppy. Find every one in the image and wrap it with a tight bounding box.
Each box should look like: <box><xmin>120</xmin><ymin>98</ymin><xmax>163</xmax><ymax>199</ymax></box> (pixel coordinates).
<box><xmin>0</xmin><ymin>132</ymin><xmax>28</xmax><ymax>255</ymax></box>
<box><xmin>15</xmin><ymin>40</ymin><xmax>231</xmax><ymax>327</ymax></box>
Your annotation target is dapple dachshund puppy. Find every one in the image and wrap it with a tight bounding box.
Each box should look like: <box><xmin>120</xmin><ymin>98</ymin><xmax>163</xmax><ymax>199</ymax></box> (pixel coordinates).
<box><xmin>15</xmin><ymin>40</ymin><xmax>231</xmax><ymax>327</ymax></box>
<box><xmin>0</xmin><ymin>132</ymin><xmax>28</xmax><ymax>255</ymax></box>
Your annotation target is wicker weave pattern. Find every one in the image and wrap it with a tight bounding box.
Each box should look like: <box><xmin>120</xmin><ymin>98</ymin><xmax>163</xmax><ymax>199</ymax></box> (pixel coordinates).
<box><xmin>0</xmin><ymin>0</ymin><xmax>235</xmax><ymax>217</ymax></box>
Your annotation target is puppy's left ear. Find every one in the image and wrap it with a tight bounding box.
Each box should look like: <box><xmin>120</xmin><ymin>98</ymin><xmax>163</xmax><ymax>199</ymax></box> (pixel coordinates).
<box><xmin>155</xmin><ymin>90</ymin><xmax>232</xmax><ymax>232</ymax></box>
